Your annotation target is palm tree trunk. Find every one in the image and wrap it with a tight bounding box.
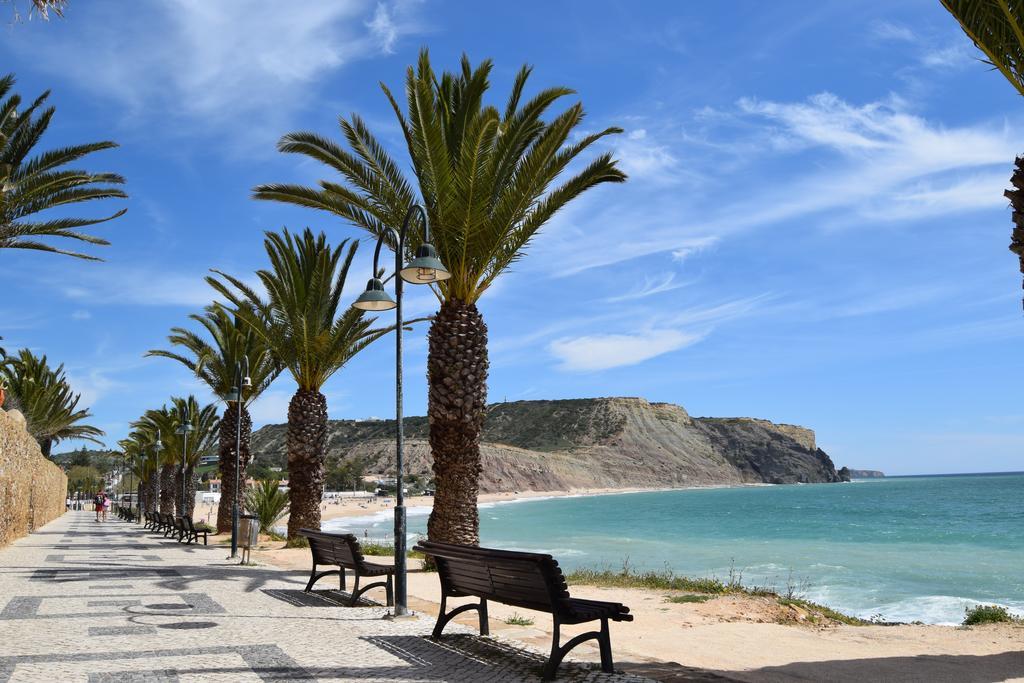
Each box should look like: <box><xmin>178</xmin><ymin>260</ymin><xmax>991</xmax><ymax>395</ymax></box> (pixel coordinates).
<box><xmin>184</xmin><ymin>465</ymin><xmax>197</xmax><ymax>518</ymax></box>
<box><xmin>285</xmin><ymin>388</ymin><xmax>327</xmax><ymax>540</ymax></box>
<box><xmin>174</xmin><ymin>468</ymin><xmax>184</xmax><ymax>516</ymax></box>
<box><xmin>216</xmin><ymin>403</ymin><xmax>252</xmax><ymax>533</ymax></box>
<box><xmin>159</xmin><ymin>464</ymin><xmax>176</xmax><ymax>515</ymax></box>
<box><xmin>40</xmin><ymin>438</ymin><xmax>52</xmax><ymax>458</ymax></box>
<box><xmin>147</xmin><ymin>473</ymin><xmax>160</xmax><ymax>514</ymax></box>
<box><xmin>426</xmin><ymin>299</ymin><xmax>488</xmax><ymax>546</ymax></box>
<box><xmin>1005</xmin><ymin>156</ymin><xmax>1024</xmax><ymax>311</ymax></box>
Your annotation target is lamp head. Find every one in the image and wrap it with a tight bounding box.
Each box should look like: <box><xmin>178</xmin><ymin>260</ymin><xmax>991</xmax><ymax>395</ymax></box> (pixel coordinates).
<box><xmin>352</xmin><ymin>277</ymin><xmax>397</xmax><ymax>311</ymax></box>
<box><xmin>400</xmin><ymin>243</ymin><xmax>450</xmax><ymax>284</ymax></box>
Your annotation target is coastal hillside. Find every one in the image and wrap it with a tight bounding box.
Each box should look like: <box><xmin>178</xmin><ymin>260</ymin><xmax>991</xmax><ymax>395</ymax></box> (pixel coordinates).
<box><xmin>250</xmin><ymin>397</ymin><xmax>842</xmax><ymax>492</ymax></box>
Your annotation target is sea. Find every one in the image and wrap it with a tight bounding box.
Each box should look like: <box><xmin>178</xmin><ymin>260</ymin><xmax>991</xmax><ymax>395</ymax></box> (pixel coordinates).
<box><xmin>322</xmin><ymin>472</ymin><xmax>1024</xmax><ymax>625</ymax></box>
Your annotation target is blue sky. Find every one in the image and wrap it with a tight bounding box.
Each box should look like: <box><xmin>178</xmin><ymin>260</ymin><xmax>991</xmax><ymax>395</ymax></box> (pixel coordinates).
<box><xmin>2</xmin><ymin>0</ymin><xmax>1022</xmax><ymax>475</ymax></box>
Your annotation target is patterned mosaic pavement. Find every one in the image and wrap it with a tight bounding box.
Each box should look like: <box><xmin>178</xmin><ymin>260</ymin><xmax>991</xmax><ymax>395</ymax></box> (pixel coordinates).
<box><xmin>0</xmin><ymin>511</ymin><xmax>656</xmax><ymax>682</ymax></box>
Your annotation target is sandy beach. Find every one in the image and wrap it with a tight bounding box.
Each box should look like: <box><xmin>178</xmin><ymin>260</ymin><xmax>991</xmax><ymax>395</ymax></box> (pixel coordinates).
<box><xmin>194</xmin><ymin>486</ymin><xmax>645</xmax><ymax>530</ymax></box>
<box><xmin>190</xmin><ymin>485</ymin><xmax>1024</xmax><ymax>681</ymax></box>
<box><xmin>243</xmin><ymin>540</ymin><xmax>1024</xmax><ymax>681</ymax></box>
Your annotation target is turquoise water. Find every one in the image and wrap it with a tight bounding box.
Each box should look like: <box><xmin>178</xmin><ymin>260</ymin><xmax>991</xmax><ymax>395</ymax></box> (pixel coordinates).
<box><xmin>323</xmin><ymin>473</ymin><xmax>1024</xmax><ymax>624</ymax></box>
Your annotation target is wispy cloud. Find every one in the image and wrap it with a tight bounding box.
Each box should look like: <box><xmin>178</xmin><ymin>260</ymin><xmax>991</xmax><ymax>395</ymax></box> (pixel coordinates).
<box><xmin>549</xmin><ymin>329</ymin><xmax>704</xmax><ymax>372</ymax></box>
<box><xmin>605</xmin><ymin>272</ymin><xmax>689</xmax><ymax>303</ymax></box>
<box><xmin>870</xmin><ymin>21</ymin><xmax>916</xmax><ymax>43</ymax></box>
<box><xmin>8</xmin><ymin>1</ymin><xmax>421</xmax><ymax>150</ymax></box>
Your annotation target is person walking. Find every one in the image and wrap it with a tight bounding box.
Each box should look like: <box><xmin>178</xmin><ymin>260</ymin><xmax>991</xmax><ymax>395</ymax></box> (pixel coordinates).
<box><xmin>101</xmin><ymin>492</ymin><xmax>110</xmax><ymax>522</ymax></box>
<box><xmin>93</xmin><ymin>490</ymin><xmax>106</xmax><ymax>522</ymax></box>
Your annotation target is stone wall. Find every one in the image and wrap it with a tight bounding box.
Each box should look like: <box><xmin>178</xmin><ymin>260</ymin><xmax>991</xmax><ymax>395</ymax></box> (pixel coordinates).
<box><xmin>0</xmin><ymin>409</ymin><xmax>67</xmax><ymax>546</ymax></box>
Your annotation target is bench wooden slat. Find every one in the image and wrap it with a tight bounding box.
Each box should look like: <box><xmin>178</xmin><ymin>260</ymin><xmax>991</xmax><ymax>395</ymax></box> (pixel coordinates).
<box><xmin>298</xmin><ymin>529</ymin><xmax>393</xmax><ymax>608</ymax></box>
<box><xmin>414</xmin><ymin>540</ymin><xmax>633</xmax><ymax>681</ymax></box>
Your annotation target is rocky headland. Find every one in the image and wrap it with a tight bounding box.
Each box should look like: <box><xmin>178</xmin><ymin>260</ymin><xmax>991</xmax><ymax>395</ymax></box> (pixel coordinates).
<box><xmin>250</xmin><ymin>396</ymin><xmax>843</xmax><ymax>492</ymax></box>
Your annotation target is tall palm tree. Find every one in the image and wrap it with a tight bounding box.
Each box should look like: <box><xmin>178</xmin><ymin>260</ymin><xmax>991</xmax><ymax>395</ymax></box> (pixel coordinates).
<box><xmin>207</xmin><ymin>228</ymin><xmax>392</xmax><ymax>540</ymax></box>
<box><xmin>147</xmin><ymin>304</ymin><xmax>281</xmax><ymax>532</ymax></box>
<box><xmin>133</xmin><ymin>397</ymin><xmax>218</xmax><ymax>517</ymax></box>
<box><xmin>1</xmin><ymin>348</ymin><xmax>104</xmax><ymax>456</ymax></box>
<box><xmin>0</xmin><ymin>74</ymin><xmax>126</xmax><ymax>260</ymax></box>
<box><xmin>941</xmin><ymin>0</ymin><xmax>1024</xmax><ymax>307</ymax></box>
<box><xmin>253</xmin><ymin>51</ymin><xmax>626</xmax><ymax>545</ymax></box>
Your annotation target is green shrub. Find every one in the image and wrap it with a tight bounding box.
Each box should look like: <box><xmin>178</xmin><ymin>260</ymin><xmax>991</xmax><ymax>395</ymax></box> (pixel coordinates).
<box><xmin>503</xmin><ymin>613</ymin><xmax>535</xmax><ymax>626</ymax></box>
<box><xmin>963</xmin><ymin>604</ymin><xmax>1016</xmax><ymax>625</ymax></box>
<box><xmin>664</xmin><ymin>594</ymin><xmax>712</xmax><ymax>604</ymax></box>
<box><xmin>357</xmin><ymin>541</ymin><xmax>425</xmax><ymax>559</ymax></box>
<box><xmin>244</xmin><ymin>479</ymin><xmax>289</xmax><ymax>538</ymax></box>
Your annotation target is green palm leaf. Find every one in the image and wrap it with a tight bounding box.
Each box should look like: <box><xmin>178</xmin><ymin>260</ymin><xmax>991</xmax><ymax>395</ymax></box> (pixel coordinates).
<box><xmin>0</xmin><ymin>74</ymin><xmax>126</xmax><ymax>260</ymax></box>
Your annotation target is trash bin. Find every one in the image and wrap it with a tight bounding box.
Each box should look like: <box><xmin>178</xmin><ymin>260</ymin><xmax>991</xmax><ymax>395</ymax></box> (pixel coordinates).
<box><xmin>239</xmin><ymin>514</ymin><xmax>260</xmax><ymax>563</ymax></box>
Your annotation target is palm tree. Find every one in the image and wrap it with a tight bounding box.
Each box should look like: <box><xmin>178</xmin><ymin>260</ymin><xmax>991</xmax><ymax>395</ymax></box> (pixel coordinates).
<box><xmin>252</xmin><ymin>51</ymin><xmax>626</xmax><ymax>545</ymax></box>
<box><xmin>0</xmin><ymin>73</ymin><xmax>126</xmax><ymax>260</ymax></box>
<box><xmin>207</xmin><ymin>228</ymin><xmax>392</xmax><ymax>540</ymax></box>
<box><xmin>147</xmin><ymin>304</ymin><xmax>281</xmax><ymax>532</ymax></box>
<box><xmin>133</xmin><ymin>397</ymin><xmax>218</xmax><ymax>517</ymax></box>
<box><xmin>940</xmin><ymin>1</ymin><xmax>1024</xmax><ymax>307</ymax></box>
<box><xmin>1</xmin><ymin>348</ymin><xmax>104</xmax><ymax>457</ymax></box>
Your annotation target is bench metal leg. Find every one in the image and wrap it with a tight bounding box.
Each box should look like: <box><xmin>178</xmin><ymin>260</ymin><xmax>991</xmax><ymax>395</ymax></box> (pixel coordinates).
<box><xmin>385</xmin><ymin>574</ymin><xmax>393</xmax><ymax>607</ymax></box>
<box><xmin>352</xmin><ymin>578</ymin><xmax>390</xmax><ymax>606</ymax></box>
<box><xmin>304</xmin><ymin>565</ymin><xmax>342</xmax><ymax>592</ymax></box>
<box><xmin>598</xmin><ymin>618</ymin><xmax>613</xmax><ymax>672</ymax></box>
<box><xmin>350</xmin><ymin>574</ymin><xmax>360</xmax><ymax>607</ymax></box>
<box><xmin>339</xmin><ymin>567</ymin><xmax>346</xmax><ymax>591</ymax></box>
<box><xmin>431</xmin><ymin>595</ymin><xmax>489</xmax><ymax>639</ymax></box>
<box><xmin>541</xmin><ymin>615</ymin><xmax>610</xmax><ymax>681</ymax></box>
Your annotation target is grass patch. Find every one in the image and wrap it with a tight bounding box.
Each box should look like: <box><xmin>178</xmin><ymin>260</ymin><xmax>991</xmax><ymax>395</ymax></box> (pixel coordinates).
<box><xmin>358</xmin><ymin>542</ymin><xmax>426</xmax><ymax>560</ymax></box>
<box><xmin>778</xmin><ymin>598</ymin><xmax>869</xmax><ymax>626</ymax></box>
<box><xmin>665</xmin><ymin>594</ymin><xmax>713</xmax><ymax>604</ymax></box>
<box><xmin>503</xmin><ymin>613</ymin><xmax>535</xmax><ymax>626</ymax></box>
<box><xmin>567</xmin><ymin>559</ymin><xmax>870</xmax><ymax>626</ymax></box>
<box><xmin>566</xmin><ymin>567</ymin><xmax>731</xmax><ymax>594</ymax></box>
<box><xmin>284</xmin><ymin>536</ymin><xmax>309</xmax><ymax>549</ymax></box>
<box><xmin>963</xmin><ymin>605</ymin><xmax>1018</xmax><ymax>626</ymax></box>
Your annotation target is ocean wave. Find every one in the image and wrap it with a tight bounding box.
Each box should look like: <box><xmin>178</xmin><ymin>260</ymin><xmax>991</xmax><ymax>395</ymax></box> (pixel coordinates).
<box><xmin>849</xmin><ymin>595</ymin><xmax>1024</xmax><ymax>625</ymax></box>
<box><xmin>321</xmin><ymin>505</ymin><xmax>432</xmax><ymax>532</ymax></box>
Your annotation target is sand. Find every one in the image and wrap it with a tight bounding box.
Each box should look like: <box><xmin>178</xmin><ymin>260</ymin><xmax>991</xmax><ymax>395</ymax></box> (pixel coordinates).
<box><xmin>234</xmin><ymin>539</ymin><xmax>1024</xmax><ymax>682</ymax></box>
<box><xmin>193</xmin><ymin>487</ymin><xmax>639</xmax><ymax>530</ymax></box>
<box><xmin>195</xmin><ymin>487</ymin><xmax>1024</xmax><ymax>680</ymax></box>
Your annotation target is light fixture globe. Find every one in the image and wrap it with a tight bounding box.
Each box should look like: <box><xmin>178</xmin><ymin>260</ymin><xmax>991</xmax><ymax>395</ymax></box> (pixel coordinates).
<box><xmin>400</xmin><ymin>243</ymin><xmax>450</xmax><ymax>284</ymax></box>
<box><xmin>353</xmin><ymin>277</ymin><xmax>397</xmax><ymax>311</ymax></box>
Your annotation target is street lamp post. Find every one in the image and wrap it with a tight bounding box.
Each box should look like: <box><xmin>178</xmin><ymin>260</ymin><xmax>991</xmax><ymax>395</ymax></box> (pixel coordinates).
<box><xmin>352</xmin><ymin>203</ymin><xmax>449</xmax><ymax>618</ymax></box>
<box><xmin>150</xmin><ymin>430</ymin><xmax>162</xmax><ymax>517</ymax></box>
<box><xmin>225</xmin><ymin>359</ymin><xmax>251</xmax><ymax>560</ymax></box>
<box><xmin>176</xmin><ymin>407</ymin><xmax>194</xmax><ymax>519</ymax></box>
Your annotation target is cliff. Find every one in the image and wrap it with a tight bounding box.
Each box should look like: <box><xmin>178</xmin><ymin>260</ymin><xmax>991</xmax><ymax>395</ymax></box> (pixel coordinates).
<box><xmin>847</xmin><ymin>469</ymin><xmax>885</xmax><ymax>479</ymax></box>
<box><xmin>0</xmin><ymin>409</ymin><xmax>68</xmax><ymax>546</ymax></box>
<box><xmin>250</xmin><ymin>397</ymin><xmax>841</xmax><ymax>492</ymax></box>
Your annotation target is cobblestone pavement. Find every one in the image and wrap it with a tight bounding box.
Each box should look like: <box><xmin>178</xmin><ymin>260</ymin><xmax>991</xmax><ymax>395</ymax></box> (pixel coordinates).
<box><xmin>0</xmin><ymin>512</ymin><xmax>655</xmax><ymax>682</ymax></box>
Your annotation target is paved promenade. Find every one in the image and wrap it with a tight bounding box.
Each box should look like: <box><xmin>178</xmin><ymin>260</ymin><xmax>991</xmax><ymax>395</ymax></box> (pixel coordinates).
<box><xmin>0</xmin><ymin>511</ymin><xmax>654</xmax><ymax>682</ymax></box>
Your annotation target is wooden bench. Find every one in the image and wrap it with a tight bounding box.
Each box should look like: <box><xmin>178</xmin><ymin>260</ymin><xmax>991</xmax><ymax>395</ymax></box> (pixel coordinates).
<box><xmin>181</xmin><ymin>517</ymin><xmax>208</xmax><ymax>545</ymax></box>
<box><xmin>159</xmin><ymin>513</ymin><xmax>178</xmax><ymax>538</ymax></box>
<box><xmin>413</xmin><ymin>540</ymin><xmax>632</xmax><ymax>681</ymax></box>
<box><xmin>298</xmin><ymin>529</ymin><xmax>394</xmax><ymax>607</ymax></box>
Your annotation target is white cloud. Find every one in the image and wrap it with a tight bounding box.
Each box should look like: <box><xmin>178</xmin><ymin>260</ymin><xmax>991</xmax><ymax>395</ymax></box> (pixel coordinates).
<box><xmin>871</xmin><ymin>21</ymin><xmax>915</xmax><ymax>42</ymax></box>
<box><xmin>248</xmin><ymin>389</ymin><xmax>294</xmax><ymax>425</ymax></box>
<box><xmin>549</xmin><ymin>329</ymin><xmax>703</xmax><ymax>372</ymax></box>
<box><xmin>605</xmin><ymin>272</ymin><xmax>688</xmax><ymax>303</ymax></box>
<box><xmin>55</xmin><ymin>267</ymin><xmax>219</xmax><ymax>308</ymax></box>
<box><xmin>367</xmin><ymin>2</ymin><xmax>399</xmax><ymax>53</ymax></box>
<box><xmin>10</xmin><ymin>1</ymin><xmax>421</xmax><ymax>149</ymax></box>
<box><xmin>921</xmin><ymin>43</ymin><xmax>973</xmax><ymax>69</ymax></box>
<box><xmin>71</xmin><ymin>310</ymin><xmax>92</xmax><ymax>321</ymax></box>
